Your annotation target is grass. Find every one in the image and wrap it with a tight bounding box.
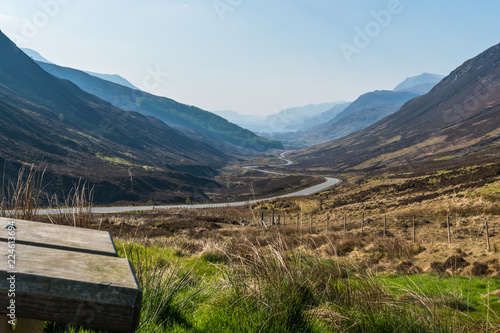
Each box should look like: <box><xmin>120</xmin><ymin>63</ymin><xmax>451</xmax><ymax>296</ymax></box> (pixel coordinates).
<box><xmin>433</xmin><ymin>155</ymin><xmax>455</xmax><ymax>161</ymax></box>
<box><xmin>381</xmin><ymin>274</ymin><xmax>500</xmax><ymax>325</ymax></box>
<box><xmin>2</xmin><ymin>162</ymin><xmax>499</xmax><ymax>332</ymax></box>
<box><xmin>131</xmin><ymin>234</ymin><xmax>500</xmax><ymax>332</ymax></box>
<box><xmin>44</xmin><ymin>228</ymin><xmax>500</xmax><ymax>333</ymax></box>
<box><xmin>0</xmin><ymin>163</ymin><xmax>46</xmax><ymax>221</ymax></box>
<box><xmin>477</xmin><ymin>182</ymin><xmax>500</xmax><ymax>202</ymax></box>
<box><xmin>95</xmin><ymin>151</ymin><xmax>134</xmax><ymax>166</ymax></box>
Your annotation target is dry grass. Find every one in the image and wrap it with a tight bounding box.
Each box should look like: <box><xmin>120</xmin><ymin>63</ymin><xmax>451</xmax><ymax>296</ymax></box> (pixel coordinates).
<box><xmin>0</xmin><ymin>163</ymin><xmax>46</xmax><ymax>220</ymax></box>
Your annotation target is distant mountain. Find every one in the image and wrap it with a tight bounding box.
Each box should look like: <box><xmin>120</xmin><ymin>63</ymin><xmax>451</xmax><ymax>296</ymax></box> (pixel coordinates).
<box><xmin>213</xmin><ymin>103</ymin><xmax>345</xmax><ymax>134</ymax></box>
<box><xmin>394</xmin><ymin>73</ymin><xmax>444</xmax><ymax>95</ymax></box>
<box><xmin>303</xmin><ymin>90</ymin><xmax>419</xmax><ymax>144</ymax></box>
<box><xmin>299</xmin><ymin>102</ymin><xmax>352</xmax><ymax>131</ymax></box>
<box><xmin>263</xmin><ymin>102</ymin><xmax>345</xmax><ymax>133</ymax></box>
<box><xmin>0</xmin><ymin>30</ymin><xmax>230</xmax><ymax>204</ymax></box>
<box><xmin>84</xmin><ymin>71</ymin><xmax>140</xmax><ymax>90</ymax></box>
<box><xmin>36</xmin><ymin>61</ymin><xmax>281</xmax><ymax>151</ymax></box>
<box><xmin>293</xmin><ymin>43</ymin><xmax>500</xmax><ymax>173</ymax></box>
<box><xmin>20</xmin><ymin>48</ymin><xmax>53</xmax><ymax>64</ymax></box>
<box><xmin>21</xmin><ymin>48</ymin><xmax>141</xmax><ymax>90</ymax></box>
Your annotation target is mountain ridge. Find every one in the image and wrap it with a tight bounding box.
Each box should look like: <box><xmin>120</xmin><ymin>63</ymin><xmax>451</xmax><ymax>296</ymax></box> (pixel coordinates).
<box><xmin>292</xmin><ymin>43</ymin><xmax>500</xmax><ymax>173</ymax></box>
<box><xmin>35</xmin><ymin>61</ymin><xmax>282</xmax><ymax>151</ymax></box>
<box><xmin>0</xmin><ymin>30</ymin><xmax>230</xmax><ymax>204</ymax></box>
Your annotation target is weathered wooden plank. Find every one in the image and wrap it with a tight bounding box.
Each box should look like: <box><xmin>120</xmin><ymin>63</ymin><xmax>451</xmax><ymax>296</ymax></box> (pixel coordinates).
<box><xmin>0</xmin><ymin>217</ymin><xmax>117</xmax><ymax>257</ymax></box>
<box><xmin>0</xmin><ymin>243</ymin><xmax>142</xmax><ymax>332</ymax></box>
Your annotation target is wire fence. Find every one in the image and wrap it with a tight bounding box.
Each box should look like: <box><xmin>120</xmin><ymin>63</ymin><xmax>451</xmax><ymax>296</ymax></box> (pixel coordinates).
<box><xmin>248</xmin><ymin>211</ymin><xmax>499</xmax><ymax>252</ymax></box>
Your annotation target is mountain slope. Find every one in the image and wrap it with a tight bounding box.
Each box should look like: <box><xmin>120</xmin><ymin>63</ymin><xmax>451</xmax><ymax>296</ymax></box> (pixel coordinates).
<box><xmin>298</xmin><ymin>102</ymin><xmax>352</xmax><ymax>131</ymax></box>
<box><xmin>394</xmin><ymin>73</ymin><xmax>444</xmax><ymax>95</ymax></box>
<box><xmin>263</xmin><ymin>102</ymin><xmax>344</xmax><ymax>133</ymax></box>
<box><xmin>0</xmin><ymin>30</ymin><xmax>230</xmax><ymax>204</ymax></box>
<box><xmin>20</xmin><ymin>48</ymin><xmax>140</xmax><ymax>90</ymax></box>
<box><xmin>20</xmin><ymin>48</ymin><xmax>53</xmax><ymax>63</ymax></box>
<box><xmin>303</xmin><ymin>91</ymin><xmax>419</xmax><ymax>144</ymax></box>
<box><xmin>293</xmin><ymin>43</ymin><xmax>500</xmax><ymax>173</ymax></box>
<box><xmin>35</xmin><ymin>61</ymin><xmax>282</xmax><ymax>151</ymax></box>
<box><xmin>84</xmin><ymin>71</ymin><xmax>140</xmax><ymax>90</ymax></box>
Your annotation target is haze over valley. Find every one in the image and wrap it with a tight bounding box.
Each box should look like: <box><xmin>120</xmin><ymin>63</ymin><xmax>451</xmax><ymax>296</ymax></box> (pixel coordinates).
<box><xmin>0</xmin><ymin>2</ymin><xmax>500</xmax><ymax>331</ymax></box>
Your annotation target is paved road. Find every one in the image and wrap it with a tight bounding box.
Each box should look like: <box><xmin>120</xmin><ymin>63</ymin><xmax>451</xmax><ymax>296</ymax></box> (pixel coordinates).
<box><xmin>36</xmin><ymin>151</ymin><xmax>340</xmax><ymax>214</ymax></box>
<box><xmin>242</xmin><ymin>151</ymin><xmax>293</xmax><ymax>176</ymax></box>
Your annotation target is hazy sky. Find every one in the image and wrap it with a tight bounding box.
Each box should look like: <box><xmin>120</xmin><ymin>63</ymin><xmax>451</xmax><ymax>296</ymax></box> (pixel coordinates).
<box><xmin>1</xmin><ymin>1</ymin><xmax>499</xmax><ymax>116</ymax></box>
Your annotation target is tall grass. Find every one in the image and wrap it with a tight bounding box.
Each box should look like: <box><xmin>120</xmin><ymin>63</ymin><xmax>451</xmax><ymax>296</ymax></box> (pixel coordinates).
<box><xmin>46</xmin><ymin>179</ymin><xmax>95</xmax><ymax>228</ymax></box>
<box><xmin>199</xmin><ymin>233</ymin><xmax>464</xmax><ymax>333</ymax></box>
<box><xmin>0</xmin><ymin>162</ymin><xmax>94</xmax><ymax>227</ymax></box>
<box><xmin>2</xmin><ymin>162</ymin><xmax>497</xmax><ymax>332</ymax></box>
<box><xmin>43</xmin><ymin>226</ymin><xmax>500</xmax><ymax>332</ymax></box>
<box><xmin>125</xmin><ymin>243</ymin><xmax>200</xmax><ymax>332</ymax></box>
<box><xmin>0</xmin><ymin>163</ymin><xmax>46</xmax><ymax>220</ymax></box>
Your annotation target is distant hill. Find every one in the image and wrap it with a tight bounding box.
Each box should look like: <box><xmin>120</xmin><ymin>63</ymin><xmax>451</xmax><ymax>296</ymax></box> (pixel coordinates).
<box><xmin>20</xmin><ymin>48</ymin><xmax>53</xmax><ymax>64</ymax></box>
<box><xmin>298</xmin><ymin>102</ymin><xmax>352</xmax><ymax>131</ymax></box>
<box><xmin>0</xmin><ymin>30</ymin><xmax>230</xmax><ymax>204</ymax></box>
<box><xmin>263</xmin><ymin>102</ymin><xmax>345</xmax><ymax>133</ymax></box>
<box><xmin>36</xmin><ymin>61</ymin><xmax>281</xmax><ymax>151</ymax></box>
<box><xmin>293</xmin><ymin>44</ymin><xmax>500</xmax><ymax>173</ymax></box>
<box><xmin>20</xmin><ymin>48</ymin><xmax>140</xmax><ymax>90</ymax></box>
<box><xmin>283</xmin><ymin>74</ymin><xmax>441</xmax><ymax>146</ymax></box>
<box><xmin>394</xmin><ymin>73</ymin><xmax>444</xmax><ymax>95</ymax></box>
<box><xmin>302</xmin><ymin>90</ymin><xmax>419</xmax><ymax>144</ymax></box>
<box><xmin>84</xmin><ymin>71</ymin><xmax>140</xmax><ymax>90</ymax></box>
<box><xmin>214</xmin><ymin>102</ymin><xmax>347</xmax><ymax>134</ymax></box>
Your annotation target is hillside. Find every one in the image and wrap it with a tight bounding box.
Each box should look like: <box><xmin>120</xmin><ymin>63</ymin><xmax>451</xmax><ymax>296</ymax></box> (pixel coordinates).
<box><xmin>262</xmin><ymin>102</ymin><xmax>344</xmax><ymax>132</ymax></box>
<box><xmin>303</xmin><ymin>90</ymin><xmax>418</xmax><ymax>144</ymax></box>
<box><xmin>0</xmin><ymin>30</ymin><xmax>230</xmax><ymax>204</ymax></box>
<box><xmin>213</xmin><ymin>102</ymin><xmax>346</xmax><ymax>134</ymax></box>
<box><xmin>394</xmin><ymin>73</ymin><xmax>444</xmax><ymax>95</ymax></box>
<box><xmin>21</xmin><ymin>48</ymin><xmax>140</xmax><ymax>90</ymax></box>
<box><xmin>20</xmin><ymin>48</ymin><xmax>53</xmax><ymax>64</ymax></box>
<box><xmin>35</xmin><ymin>62</ymin><xmax>282</xmax><ymax>151</ymax></box>
<box><xmin>292</xmin><ymin>43</ymin><xmax>500</xmax><ymax>174</ymax></box>
<box><xmin>262</xmin><ymin>75</ymin><xmax>439</xmax><ymax>148</ymax></box>
<box><xmin>297</xmin><ymin>102</ymin><xmax>352</xmax><ymax>131</ymax></box>
<box><xmin>84</xmin><ymin>71</ymin><xmax>140</xmax><ymax>90</ymax></box>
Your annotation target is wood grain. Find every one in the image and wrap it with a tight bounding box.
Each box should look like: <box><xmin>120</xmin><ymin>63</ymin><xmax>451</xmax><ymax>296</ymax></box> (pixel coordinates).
<box><xmin>0</xmin><ymin>219</ymin><xmax>142</xmax><ymax>332</ymax></box>
<box><xmin>0</xmin><ymin>218</ymin><xmax>117</xmax><ymax>256</ymax></box>
<box><xmin>0</xmin><ymin>243</ymin><xmax>141</xmax><ymax>332</ymax></box>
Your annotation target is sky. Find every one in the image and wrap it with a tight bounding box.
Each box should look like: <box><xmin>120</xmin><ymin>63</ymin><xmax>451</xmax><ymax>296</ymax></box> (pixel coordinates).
<box><xmin>0</xmin><ymin>0</ymin><xmax>499</xmax><ymax>116</ymax></box>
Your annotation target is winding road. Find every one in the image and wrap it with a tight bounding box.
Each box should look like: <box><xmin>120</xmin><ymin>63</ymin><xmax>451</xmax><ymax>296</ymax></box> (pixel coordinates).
<box><xmin>37</xmin><ymin>151</ymin><xmax>340</xmax><ymax>214</ymax></box>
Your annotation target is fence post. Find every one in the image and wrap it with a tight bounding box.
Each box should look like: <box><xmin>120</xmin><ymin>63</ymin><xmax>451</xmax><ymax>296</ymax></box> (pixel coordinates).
<box><xmin>326</xmin><ymin>215</ymin><xmax>329</xmax><ymax>233</ymax></box>
<box><xmin>272</xmin><ymin>209</ymin><xmax>275</xmax><ymax>226</ymax></box>
<box><xmin>413</xmin><ymin>215</ymin><xmax>416</xmax><ymax>243</ymax></box>
<box><xmin>485</xmin><ymin>218</ymin><xmax>491</xmax><ymax>252</ymax></box>
<box><xmin>344</xmin><ymin>214</ymin><xmax>347</xmax><ymax>236</ymax></box>
<box><xmin>261</xmin><ymin>212</ymin><xmax>264</xmax><ymax>227</ymax></box>
<box><xmin>447</xmin><ymin>215</ymin><xmax>451</xmax><ymax>245</ymax></box>
<box><xmin>384</xmin><ymin>215</ymin><xmax>387</xmax><ymax>238</ymax></box>
<box><xmin>296</xmin><ymin>215</ymin><xmax>299</xmax><ymax>230</ymax></box>
<box><xmin>310</xmin><ymin>216</ymin><xmax>313</xmax><ymax>234</ymax></box>
<box><xmin>277</xmin><ymin>215</ymin><xmax>281</xmax><ymax>225</ymax></box>
<box><xmin>361</xmin><ymin>213</ymin><xmax>364</xmax><ymax>234</ymax></box>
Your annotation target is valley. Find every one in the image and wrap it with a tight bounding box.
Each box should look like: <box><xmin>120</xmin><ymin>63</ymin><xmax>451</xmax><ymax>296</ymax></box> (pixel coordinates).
<box><xmin>0</xmin><ymin>5</ymin><xmax>499</xmax><ymax>332</ymax></box>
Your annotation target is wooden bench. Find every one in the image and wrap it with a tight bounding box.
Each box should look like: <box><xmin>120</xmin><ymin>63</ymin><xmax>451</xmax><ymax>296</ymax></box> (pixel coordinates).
<box><xmin>0</xmin><ymin>217</ymin><xmax>142</xmax><ymax>332</ymax></box>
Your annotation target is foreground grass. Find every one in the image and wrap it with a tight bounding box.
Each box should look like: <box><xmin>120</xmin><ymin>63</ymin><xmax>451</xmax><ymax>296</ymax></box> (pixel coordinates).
<box><xmin>45</xmin><ymin>233</ymin><xmax>500</xmax><ymax>333</ymax></box>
